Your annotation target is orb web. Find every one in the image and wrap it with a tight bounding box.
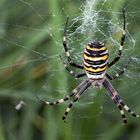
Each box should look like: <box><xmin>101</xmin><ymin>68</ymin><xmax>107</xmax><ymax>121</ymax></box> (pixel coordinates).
<box><xmin>0</xmin><ymin>0</ymin><xmax>140</xmax><ymax>139</ymax></box>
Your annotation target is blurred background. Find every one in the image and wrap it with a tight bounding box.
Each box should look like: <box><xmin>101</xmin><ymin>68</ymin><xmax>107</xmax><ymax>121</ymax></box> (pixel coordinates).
<box><xmin>0</xmin><ymin>0</ymin><xmax>140</xmax><ymax>140</ymax></box>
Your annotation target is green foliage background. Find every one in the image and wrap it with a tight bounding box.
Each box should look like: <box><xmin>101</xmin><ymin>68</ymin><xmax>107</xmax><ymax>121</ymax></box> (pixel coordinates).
<box><xmin>0</xmin><ymin>0</ymin><xmax>140</xmax><ymax>140</ymax></box>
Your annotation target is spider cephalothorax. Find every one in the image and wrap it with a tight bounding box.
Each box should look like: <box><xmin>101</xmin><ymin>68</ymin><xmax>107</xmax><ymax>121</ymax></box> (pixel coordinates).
<box><xmin>39</xmin><ymin>10</ymin><xmax>139</xmax><ymax>124</ymax></box>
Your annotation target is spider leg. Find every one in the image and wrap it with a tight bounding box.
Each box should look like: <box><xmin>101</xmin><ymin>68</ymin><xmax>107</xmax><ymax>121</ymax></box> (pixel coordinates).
<box><xmin>103</xmin><ymin>79</ymin><xmax>139</xmax><ymax>124</ymax></box>
<box><xmin>63</xmin><ymin>17</ymin><xmax>84</xmax><ymax>69</ymax></box>
<box><xmin>117</xmin><ymin>104</ymin><xmax>127</xmax><ymax>124</ymax></box>
<box><xmin>62</xmin><ymin>80</ymin><xmax>91</xmax><ymax>122</ymax></box>
<box><xmin>119</xmin><ymin>101</ymin><xmax>139</xmax><ymax>118</ymax></box>
<box><xmin>103</xmin><ymin>79</ymin><xmax>127</xmax><ymax>124</ymax></box>
<box><xmin>37</xmin><ymin>80</ymin><xmax>89</xmax><ymax>105</ymax></box>
<box><xmin>106</xmin><ymin>58</ymin><xmax>131</xmax><ymax>80</ymax></box>
<box><xmin>113</xmin><ymin>100</ymin><xmax>127</xmax><ymax>124</ymax></box>
<box><xmin>108</xmin><ymin>9</ymin><xmax>126</xmax><ymax>68</ymax></box>
<box><xmin>60</xmin><ymin>55</ymin><xmax>86</xmax><ymax>79</ymax></box>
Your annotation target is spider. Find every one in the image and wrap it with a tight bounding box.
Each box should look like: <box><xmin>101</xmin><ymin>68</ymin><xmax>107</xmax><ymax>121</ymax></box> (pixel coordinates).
<box><xmin>39</xmin><ymin>10</ymin><xmax>139</xmax><ymax>124</ymax></box>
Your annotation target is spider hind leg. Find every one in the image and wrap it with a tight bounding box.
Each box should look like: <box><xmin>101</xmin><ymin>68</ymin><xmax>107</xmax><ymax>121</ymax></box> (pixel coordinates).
<box><xmin>62</xmin><ymin>17</ymin><xmax>84</xmax><ymax>69</ymax></box>
<box><xmin>108</xmin><ymin>9</ymin><xmax>126</xmax><ymax>68</ymax></box>
<box><xmin>59</xmin><ymin>55</ymin><xmax>86</xmax><ymax>79</ymax></box>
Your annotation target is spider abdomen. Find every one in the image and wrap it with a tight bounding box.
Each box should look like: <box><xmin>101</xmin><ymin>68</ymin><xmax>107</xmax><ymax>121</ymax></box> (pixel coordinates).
<box><xmin>83</xmin><ymin>42</ymin><xmax>109</xmax><ymax>79</ymax></box>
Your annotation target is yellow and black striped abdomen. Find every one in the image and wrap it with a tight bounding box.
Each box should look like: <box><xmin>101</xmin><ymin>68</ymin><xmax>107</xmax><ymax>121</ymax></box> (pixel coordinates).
<box><xmin>83</xmin><ymin>42</ymin><xmax>109</xmax><ymax>79</ymax></box>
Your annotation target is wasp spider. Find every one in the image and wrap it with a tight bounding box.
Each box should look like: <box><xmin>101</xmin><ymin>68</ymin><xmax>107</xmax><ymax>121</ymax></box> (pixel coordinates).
<box><xmin>39</xmin><ymin>10</ymin><xmax>139</xmax><ymax>124</ymax></box>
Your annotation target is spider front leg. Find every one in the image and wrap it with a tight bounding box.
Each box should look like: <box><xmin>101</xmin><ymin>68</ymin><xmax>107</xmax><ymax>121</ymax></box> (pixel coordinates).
<box><xmin>106</xmin><ymin>58</ymin><xmax>132</xmax><ymax>80</ymax></box>
<box><xmin>63</xmin><ymin>17</ymin><xmax>84</xmax><ymax>69</ymax></box>
<box><xmin>103</xmin><ymin>79</ymin><xmax>139</xmax><ymax>124</ymax></box>
<box><xmin>62</xmin><ymin>80</ymin><xmax>91</xmax><ymax>122</ymax></box>
<box><xmin>108</xmin><ymin>9</ymin><xmax>126</xmax><ymax>68</ymax></box>
<box><xmin>37</xmin><ymin>80</ymin><xmax>89</xmax><ymax>106</ymax></box>
<box><xmin>113</xmin><ymin>99</ymin><xmax>127</xmax><ymax>124</ymax></box>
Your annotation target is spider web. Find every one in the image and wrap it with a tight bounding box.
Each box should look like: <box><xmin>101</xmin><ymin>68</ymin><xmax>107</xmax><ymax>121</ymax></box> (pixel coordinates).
<box><xmin>0</xmin><ymin>0</ymin><xmax>140</xmax><ymax>139</ymax></box>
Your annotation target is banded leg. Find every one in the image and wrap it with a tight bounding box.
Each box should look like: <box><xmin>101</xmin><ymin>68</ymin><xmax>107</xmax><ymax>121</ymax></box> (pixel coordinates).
<box><xmin>103</xmin><ymin>79</ymin><xmax>139</xmax><ymax>124</ymax></box>
<box><xmin>113</xmin><ymin>99</ymin><xmax>127</xmax><ymax>124</ymax></box>
<box><xmin>37</xmin><ymin>80</ymin><xmax>89</xmax><ymax>105</ymax></box>
<box><xmin>103</xmin><ymin>79</ymin><xmax>127</xmax><ymax>124</ymax></box>
<box><xmin>106</xmin><ymin>58</ymin><xmax>132</xmax><ymax>80</ymax></box>
<box><xmin>114</xmin><ymin>94</ymin><xmax>139</xmax><ymax>118</ymax></box>
<box><xmin>117</xmin><ymin>104</ymin><xmax>127</xmax><ymax>124</ymax></box>
<box><xmin>118</xmin><ymin>99</ymin><xmax>139</xmax><ymax>118</ymax></box>
<box><xmin>60</xmin><ymin>55</ymin><xmax>86</xmax><ymax>79</ymax></box>
<box><xmin>108</xmin><ymin>9</ymin><xmax>126</xmax><ymax>68</ymax></box>
<box><xmin>63</xmin><ymin>17</ymin><xmax>84</xmax><ymax>69</ymax></box>
<box><xmin>62</xmin><ymin>80</ymin><xmax>91</xmax><ymax>122</ymax></box>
